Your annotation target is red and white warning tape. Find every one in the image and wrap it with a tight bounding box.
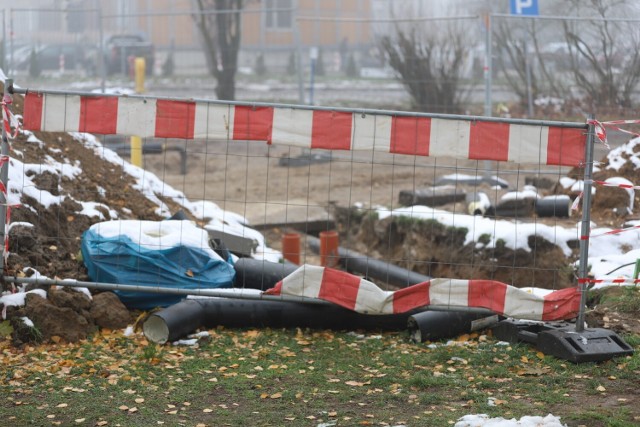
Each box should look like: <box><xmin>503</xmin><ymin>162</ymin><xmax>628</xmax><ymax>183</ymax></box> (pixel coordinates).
<box><xmin>588</xmin><ymin>118</ymin><xmax>640</xmax><ymax>148</ymax></box>
<box><xmin>571</xmin><ymin>178</ymin><xmax>640</xmax><ymax>213</ymax></box>
<box><xmin>592</xmin><ymin>179</ymin><xmax>640</xmax><ymax>191</ymax></box>
<box><xmin>579</xmin><ymin>277</ymin><xmax>640</xmax><ymax>286</ymax></box>
<box><xmin>1</xmin><ymin>94</ymin><xmax>21</xmax><ymax>140</ymax></box>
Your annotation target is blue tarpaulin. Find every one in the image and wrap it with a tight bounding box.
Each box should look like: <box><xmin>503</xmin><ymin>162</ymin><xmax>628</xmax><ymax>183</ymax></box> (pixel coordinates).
<box><xmin>81</xmin><ymin>226</ymin><xmax>235</xmax><ymax>309</ymax></box>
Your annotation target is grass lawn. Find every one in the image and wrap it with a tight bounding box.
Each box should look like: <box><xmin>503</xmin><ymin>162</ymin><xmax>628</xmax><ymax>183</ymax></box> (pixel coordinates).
<box><xmin>1</xmin><ymin>325</ymin><xmax>638</xmax><ymax>427</ymax></box>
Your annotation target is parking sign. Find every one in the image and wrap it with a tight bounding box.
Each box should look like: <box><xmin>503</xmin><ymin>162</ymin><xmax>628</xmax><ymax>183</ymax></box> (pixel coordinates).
<box><xmin>510</xmin><ymin>0</ymin><xmax>539</xmax><ymax>16</ymax></box>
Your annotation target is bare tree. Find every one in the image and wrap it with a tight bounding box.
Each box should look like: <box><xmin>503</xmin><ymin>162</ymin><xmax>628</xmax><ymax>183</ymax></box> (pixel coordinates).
<box><xmin>193</xmin><ymin>0</ymin><xmax>244</xmax><ymax>100</ymax></box>
<box><xmin>378</xmin><ymin>26</ymin><xmax>472</xmax><ymax>113</ymax></box>
<box><xmin>494</xmin><ymin>18</ymin><xmax>570</xmax><ymax>111</ymax></box>
<box><xmin>562</xmin><ymin>0</ymin><xmax>640</xmax><ymax>109</ymax></box>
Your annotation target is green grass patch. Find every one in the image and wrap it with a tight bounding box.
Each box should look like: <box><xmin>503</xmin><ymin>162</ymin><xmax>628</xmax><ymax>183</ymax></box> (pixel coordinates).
<box><xmin>0</xmin><ymin>327</ymin><xmax>638</xmax><ymax>426</ymax></box>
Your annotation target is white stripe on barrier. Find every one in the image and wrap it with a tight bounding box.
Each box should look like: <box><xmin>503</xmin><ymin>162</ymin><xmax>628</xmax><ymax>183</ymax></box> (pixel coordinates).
<box><xmin>272</xmin><ymin>107</ymin><xmax>313</xmax><ymax>148</ymax></box>
<box><xmin>430</xmin><ymin>118</ymin><xmax>471</xmax><ymax>158</ymax></box>
<box><xmin>352</xmin><ymin>113</ymin><xmax>392</xmax><ymax>152</ymax></box>
<box><xmin>117</xmin><ymin>97</ymin><xmax>157</xmax><ymax>137</ymax></box>
<box><xmin>194</xmin><ymin>103</ymin><xmax>234</xmax><ymax>140</ymax></box>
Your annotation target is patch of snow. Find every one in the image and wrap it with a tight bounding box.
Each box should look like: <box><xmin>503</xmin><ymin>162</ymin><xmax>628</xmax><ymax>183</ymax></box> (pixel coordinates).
<box><xmin>20</xmin><ymin>316</ymin><xmax>34</xmax><ymax>328</ymax></box>
<box><xmin>88</xmin><ymin>219</ymin><xmax>224</xmax><ymax>260</ymax></box>
<box><xmin>0</xmin><ymin>289</ymin><xmax>47</xmax><ymax>319</ymax></box>
<box><xmin>172</xmin><ymin>338</ymin><xmax>199</xmax><ymax>346</ymax></box>
<box><xmin>606</xmin><ymin>137</ymin><xmax>640</xmax><ymax>171</ymax></box>
<box><xmin>78</xmin><ymin>201</ymin><xmax>118</xmax><ymax>220</ymax></box>
<box><xmin>8</xmin><ymin>222</ymin><xmax>34</xmax><ymax>233</ymax></box>
<box><xmin>500</xmin><ymin>189</ymin><xmax>539</xmax><ymax>202</ymax></box>
<box><xmin>376</xmin><ymin>205</ymin><xmax>578</xmax><ymax>256</ymax></box>
<box><xmin>559</xmin><ymin>177</ymin><xmax>576</xmax><ymax>189</ymax></box>
<box><xmin>455</xmin><ymin>413</ymin><xmax>567</xmax><ymax>427</ymax></box>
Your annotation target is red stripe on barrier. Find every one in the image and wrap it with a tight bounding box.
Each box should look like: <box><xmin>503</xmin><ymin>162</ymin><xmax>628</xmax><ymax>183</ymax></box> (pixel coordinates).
<box><xmin>311</xmin><ymin>111</ymin><xmax>352</xmax><ymax>150</ymax></box>
<box><xmin>468</xmin><ymin>279</ymin><xmax>508</xmax><ymax>314</ymax></box>
<box><xmin>389</xmin><ymin>116</ymin><xmax>431</xmax><ymax>155</ymax></box>
<box><xmin>542</xmin><ymin>287</ymin><xmax>581</xmax><ymax>321</ymax></box>
<box><xmin>233</xmin><ymin>106</ymin><xmax>274</xmax><ymax>142</ymax></box>
<box><xmin>155</xmin><ymin>100</ymin><xmax>196</xmax><ymax>139</ymax></box>
<box><xmin>79</xmin><ymin>97</ymin><xmax>118</xmax><ymax>134</ymax></box>
<box><xmin>23</xmin><ymin>92</ymin><xmax>44</xmax><ymax>132</ymax></box>
<box><xmin>469</xmin><ymin>121</ymin><xmax>510</xmax><ymax>161</ymax></box>
<box><xmin>318</xmin><ymin>267</ymin><xmax>361</xmax><ymax>310</ymax></box>
<box><xmin>392</xmin><ymin>281</ymin><xmax>430</xmax><ymax>313</ymax></box>
<box><xmin>547</xmin><ymin>127</ymin><xmax>586</xmax><ymax>167</ymax></box>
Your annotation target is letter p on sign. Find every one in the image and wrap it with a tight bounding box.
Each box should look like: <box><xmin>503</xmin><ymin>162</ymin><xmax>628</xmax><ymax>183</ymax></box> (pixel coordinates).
<box><xmin>510</xmin><ymin>0</ymin><xmax>539</xmax><ymax>16</ymax></box>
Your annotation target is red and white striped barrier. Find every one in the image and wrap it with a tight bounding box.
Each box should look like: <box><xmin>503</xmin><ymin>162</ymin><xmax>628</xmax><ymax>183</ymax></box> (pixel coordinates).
<box><xmin>22</xmin><ymin>92</ymin><xmax>587</xmax><ymax>167</ymax></box>
<box><xmin>264</xmin><ymin>265</ymin><xmax>581</xmax><ymax>321</ymax></box>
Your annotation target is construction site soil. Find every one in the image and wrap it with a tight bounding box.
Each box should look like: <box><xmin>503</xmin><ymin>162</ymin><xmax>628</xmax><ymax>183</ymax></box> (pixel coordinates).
<box><xmin>1</xmin><ymin>83</ymin><xmax>639</xmax><ymax>341</ymax></box>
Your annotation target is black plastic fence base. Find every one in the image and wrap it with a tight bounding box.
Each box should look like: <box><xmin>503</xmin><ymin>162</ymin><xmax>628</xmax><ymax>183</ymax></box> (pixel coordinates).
<box><xmin>492</xmin><ymin>318</ymin><xmax>634</xmax><ymax>363</ymax></box>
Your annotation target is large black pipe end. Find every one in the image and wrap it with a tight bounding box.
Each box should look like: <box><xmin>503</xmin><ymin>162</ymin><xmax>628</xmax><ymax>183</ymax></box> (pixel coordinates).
<box><xmin>408</xmin><ymin>311</ymin><xmax>499</xmax><ymax>343</ymax></box>
<box><xmin>143</xmin><ymin>299</ymin><xmax>207</xmax><ymax>344</ymax></box>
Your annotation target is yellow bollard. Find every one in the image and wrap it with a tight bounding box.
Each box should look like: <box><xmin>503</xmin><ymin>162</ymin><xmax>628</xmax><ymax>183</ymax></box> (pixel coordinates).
<box><xmin>130</xmin><ymin>135</ymin><xmax>142</xmax><ymax>168</ymax></box>
<box><xmin>134</xmin><ymin>57</ymin><xmax>146</xmax><ymax>93</ymax></box>
<box><xmin>131</xmin><ymin>57</ymin><xmax>146</xmax><ymax>168</ymax></box>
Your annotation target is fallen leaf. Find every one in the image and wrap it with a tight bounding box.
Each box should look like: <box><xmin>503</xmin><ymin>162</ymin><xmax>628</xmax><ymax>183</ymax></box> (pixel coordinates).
<box><xmin>597</xmin><ymin>385</ymin><xmax>606</xmax><ymax>392</ymax></box>
<box><xmin>56</xmin><ymin>403</ymin><xmax>68</xmax><ymax>408</ymax></box>
<box><xmin>75</xmin><ymin>419</ymin><xmax>85</xmax><ymax>423</ymax></box>
<box><xmin>135</xmin><ymin>398</ymin><xmax>144</xmax><ymax>404</ymax></box>
<box><xmin>270</xmin><ymin>392</ymin><xmax>282</xmax><ymax>399</ymax></box>
<box><xmin>203</xmin><ymin>408</ymin><xmax>213</xmax><ymax>413</ymax></box>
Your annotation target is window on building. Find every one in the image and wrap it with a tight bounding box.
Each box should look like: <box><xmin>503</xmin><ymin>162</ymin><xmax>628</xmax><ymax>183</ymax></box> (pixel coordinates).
<box><xmin>265</xmin><ymin>0</ymin><xmax>293</xmax><ymax>30</ymax></box>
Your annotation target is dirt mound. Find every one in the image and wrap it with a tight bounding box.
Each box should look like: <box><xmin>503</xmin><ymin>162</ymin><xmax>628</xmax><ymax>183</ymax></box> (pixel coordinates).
<box><xmin>3</xmin><ymin>85</ymin><xmax>163</xmax><ymax>282</ymax></box>
<box><xmin>335</xmin><ymin>207</ymin><xmax>575</xmax><ymax>289</ymax></box>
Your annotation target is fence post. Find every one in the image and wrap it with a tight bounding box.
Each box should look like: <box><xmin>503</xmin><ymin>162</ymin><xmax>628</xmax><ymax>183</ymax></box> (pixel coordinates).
<box><xmin>0</xmin><ymin>78</ymin><xmax>11</xmax><ymax>274</ymax></box>
<box><xmin>576</xmin><ymin>115</ymin><xmax>596</xmax><ymax>332</ymax></box>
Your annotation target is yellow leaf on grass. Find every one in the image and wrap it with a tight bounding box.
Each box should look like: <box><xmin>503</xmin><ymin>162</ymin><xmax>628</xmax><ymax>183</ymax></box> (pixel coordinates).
<box><xmin>203</xmin><ymin>408</ymin><xmax>213</xmax><ymax>413</ymax></box>
<box><xmin>597</xmin><ymin>385</ymin><xmax>606</xmax><ymax>392</ymax></box>
<box><xmin>270</xmin><ymin>392</ymin><xmax>282</xmax><ymax>399</ymax></box>
<box><xmin>56</xmin><ymin>403</ymin><xmax>68</xmax><ymax>408</ymax></box>
<box><xmin>135</xmin><ymin>398</ymin><xmax>145</xmax><ymax>404</ymax></box>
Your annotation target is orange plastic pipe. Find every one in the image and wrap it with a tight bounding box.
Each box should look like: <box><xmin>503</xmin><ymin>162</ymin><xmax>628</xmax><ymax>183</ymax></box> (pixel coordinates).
<box><xmin>282</xmin><ymin>232</ymin><xmax>301</xmax><ymax>265</ymax></box>
<box><xmin>319</xmin><ymin>230</ymin><xmax>339</xmax><ymax>267</ymax></box>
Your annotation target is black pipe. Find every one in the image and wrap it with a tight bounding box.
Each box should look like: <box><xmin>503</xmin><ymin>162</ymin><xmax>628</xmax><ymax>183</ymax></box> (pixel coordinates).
<box><xmin>233</xmin><ymin>258</ymin><xmax>299</xmax><ymax>291</ymax></box>
<box><xmin>306</xmin><ymin>235</ymin><xmax>430</xmax><ymax>287</ymax></box>
<box><xmin>535</xmin><ymin>197</ymin><xmax>571</xmax><ymax>218</ymax></box>
<box><xmin>407</xmin><ymin>311</ymin><xmax>499</xmax><ymax>343</ymax></box>
<box><xmin>144</xmin><ymin>297</ymin><xmax>429</xmax><ymax>344</ymax></box>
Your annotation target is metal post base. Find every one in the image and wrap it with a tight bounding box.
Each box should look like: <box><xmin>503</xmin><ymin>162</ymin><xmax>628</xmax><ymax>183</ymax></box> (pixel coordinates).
<box><xmin>492</xmin><ymin>319</ymin><xmax>634</xmax><ymax>363</ymax></box>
